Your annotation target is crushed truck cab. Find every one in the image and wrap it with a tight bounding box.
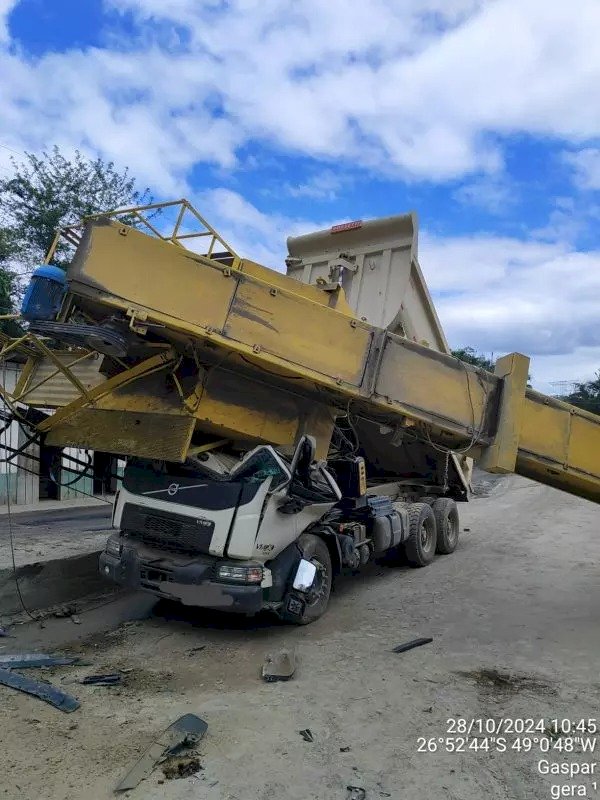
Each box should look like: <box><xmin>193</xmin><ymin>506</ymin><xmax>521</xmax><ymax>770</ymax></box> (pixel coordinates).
<box><xmin>99</xmin><ymin>438</ymin><xmax>421</xmax><ymax>623</ymax></box>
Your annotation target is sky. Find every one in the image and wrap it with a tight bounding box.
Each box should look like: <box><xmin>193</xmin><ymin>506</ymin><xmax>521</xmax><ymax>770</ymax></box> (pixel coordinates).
<box><xmin>0</xmin><ymin>0</ymin><xmax>599</xmax><ymax>394</ymax></box>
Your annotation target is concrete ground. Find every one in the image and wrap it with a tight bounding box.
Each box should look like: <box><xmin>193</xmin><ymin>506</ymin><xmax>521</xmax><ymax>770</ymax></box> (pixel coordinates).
<box><xmin>0</xmin><ymin>475</ymin><xmax>599</xmax><ymax>800</ymax></box>
<box><xmin>0</xmin><ymin>502</ymin><xmax>112</xmax><ymax>569</ymax></box>
<box><xmin>0</xmin><ymin>503</ymin><xmax>113</xmax><ymax>616</ymax></box>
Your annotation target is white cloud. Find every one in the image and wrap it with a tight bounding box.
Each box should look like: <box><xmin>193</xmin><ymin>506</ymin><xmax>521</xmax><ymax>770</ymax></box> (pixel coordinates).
<box><xmin>283</xmin><ymin>170</ymin><xmax>346</xmax><ymax>201</ymax></box>
<box><xmin>0</xmin><ymin>0</ymin><xmax>599</xmax><ymax>189</ymax></box>
<box><xmin>0</xmin><ymin>0</ymin><xmax>18</xmax><ymax>43</ymax></box>
<box><xmin>453</xmin><ymin>177</ymin><xmax>514</xmax><ymax>214</ymax></box>
<box><xmin>563</xmin><ymin>148</ymin><xmax>600</xmax><ymax>191</ymax></box>
<box><xmin>195</xmin><ymin>187</ymin><xmax>335</xmax><ymax>269</ymax></box>
<box><xmin>420</xmin><ymin>232</ymin><xmax>600</xmax><ymax>391</ymax></box>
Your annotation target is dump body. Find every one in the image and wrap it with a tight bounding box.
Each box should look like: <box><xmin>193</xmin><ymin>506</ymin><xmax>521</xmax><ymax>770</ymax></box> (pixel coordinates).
<box><xmin>286</xmin><ymin>212</ymin><xmax>447</xmax><ymax>350</ymax></box>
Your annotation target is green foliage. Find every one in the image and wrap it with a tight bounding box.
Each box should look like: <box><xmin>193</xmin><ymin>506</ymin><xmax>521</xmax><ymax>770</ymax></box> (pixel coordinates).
<box><xmin>564</xmin><ymin>372</ymin><xmax>600</xmax><ymax>414</ymax></box>
<box><xmin>451</xmin><ymin>346</ymin><xmax>495</xmax><ymax>372</ymax></box>
<box><xmin>0</xmin><ymin>228</ymin><xmax>23</xmax><ymax>336</ymax></box>
<box><xmin>0</xmin><ymin>146</ymin><xmax>152</xmax><ymax>270</ymax></box>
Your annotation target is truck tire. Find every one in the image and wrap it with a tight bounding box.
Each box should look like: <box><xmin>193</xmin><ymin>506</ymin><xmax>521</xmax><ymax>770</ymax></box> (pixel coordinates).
<box><xmin>432</xmin><ymin>498</ymin><xmax>460</xmax><ymax>554</ymax></box>
<box><xmin>404</xmin><ymin>503</ymin><xmax>437</xmax><ymax>567</ymax></box>
<box><xmin>295</xmin><ymin>533</ymin><xmax>332</xmax><ymax>625</ymax></box>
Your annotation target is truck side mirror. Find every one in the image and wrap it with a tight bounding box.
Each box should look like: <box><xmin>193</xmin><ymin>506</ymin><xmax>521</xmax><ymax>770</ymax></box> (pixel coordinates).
<box><xmin>290</xmin><ymin>435</ymin><xmax>316</xmax><ymax>483</ymax></box>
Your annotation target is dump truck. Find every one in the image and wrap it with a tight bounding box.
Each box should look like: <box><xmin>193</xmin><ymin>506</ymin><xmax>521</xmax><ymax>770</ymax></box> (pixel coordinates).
<box><xmin>0</xmin><ymin>199</ymin><xmax>598</xmax><ymax>623</ymax></box>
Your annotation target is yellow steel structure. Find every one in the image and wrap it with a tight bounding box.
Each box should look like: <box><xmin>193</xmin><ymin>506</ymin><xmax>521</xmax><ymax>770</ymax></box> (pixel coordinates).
<box><xmin>1</xmin><ymin>201</ymin><xmax>599</xmax><ymax>504</ymax></box>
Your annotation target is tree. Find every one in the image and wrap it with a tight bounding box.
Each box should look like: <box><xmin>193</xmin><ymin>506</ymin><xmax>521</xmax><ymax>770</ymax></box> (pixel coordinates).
<box><xmin>0</xmin><ymin>146</ymin><xmax>152</xmax><ymax>274</ymax></box>
<box><xmin>451</xmin><ymin>346</ymin><xmax>495</xmax><ymax>372</ymax></box>
<box><xmin>564</xmin><ymin>373</ymin><xmax>600</xmax><ymax>414</ymax></box>
<box><xmin>0</xmin><ymin>227</ymin><xmax>24</xmax><ymax>337</ymax></box>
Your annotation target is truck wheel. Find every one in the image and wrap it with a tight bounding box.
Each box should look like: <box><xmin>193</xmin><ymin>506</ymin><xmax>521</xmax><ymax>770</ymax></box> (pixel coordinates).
<box><xmin>295</xmin><ymin>533</ymin><xmax>332</xmax><ymax>625</ymax></box>
<box><xmin>432</xmin><ymin>498</ymin><xmax>460</xmax><ymax>554</ymax></box>
<box><xmin>405</xmin><ymin>503</ymin><xmax>437</xmax><ymax>567</ymax></box>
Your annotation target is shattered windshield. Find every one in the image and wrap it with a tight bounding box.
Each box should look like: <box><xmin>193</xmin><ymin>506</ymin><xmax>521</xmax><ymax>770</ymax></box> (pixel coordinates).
<box><xmin>230</xmin><ymin>446</ymin><xmax>290</xmax><ymax>489</ymax></box>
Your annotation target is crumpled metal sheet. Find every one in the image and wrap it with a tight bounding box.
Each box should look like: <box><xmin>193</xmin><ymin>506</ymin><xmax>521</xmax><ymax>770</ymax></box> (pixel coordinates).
<box><xmin>0</xmin><ymin>654</ymin><xmax>80</xmax><ymax>669</ymax></box>
<box><xmin>0</xmin><ymin>668</ymin><xmax>80</xmax><ymax>712</ymax></box>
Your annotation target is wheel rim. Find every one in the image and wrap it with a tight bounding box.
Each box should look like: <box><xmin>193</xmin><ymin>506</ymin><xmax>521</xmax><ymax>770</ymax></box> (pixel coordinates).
<box><xmin>306</xmin><ymin>557</ymin><xmax>329</xmax><ymax>607</ymax></box>
<box><xmin>446</xmin><ymin>514</ymin><xmax>459</xmax><ymax>547</ymax></box>
<box><xmin>420</xmin><ymin>522</ymin><xmax>433</xmax><ymax>552</ymax></box>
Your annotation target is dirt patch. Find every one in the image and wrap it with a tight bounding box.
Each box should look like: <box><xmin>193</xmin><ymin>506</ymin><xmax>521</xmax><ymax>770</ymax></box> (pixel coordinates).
<box><xmin>457</xmin><ymin>667</ymin><xmax>556</xmax><ymax>695</ymax></box>
<box><xmin>65</xmin><ymin>621</ymin><xmax>134</xmax><ymax>653</ymax></box>
<box><xmin>162</xmin><ymin>755</ymin><xmax>202</xmax><ymax>780</ymax></box>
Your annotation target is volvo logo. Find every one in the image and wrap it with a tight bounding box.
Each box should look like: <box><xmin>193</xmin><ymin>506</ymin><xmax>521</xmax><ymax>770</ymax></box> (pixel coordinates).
<box><xmin>143</xmin><ymin>482</ymin><xmax>208</xmax><ymax>497</ymax></box>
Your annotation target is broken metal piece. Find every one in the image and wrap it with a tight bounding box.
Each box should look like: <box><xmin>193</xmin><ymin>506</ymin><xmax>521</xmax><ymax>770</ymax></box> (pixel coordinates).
<box><xmin>392</xmin><ymin>637</ymin><xmax>433</xmax><ymax>654</ymax></box>
<box><xmin>115</xmin><ymin>713</ymin><xmax>208</xmax><ymax>792</ymax></box>
<box><xmin>0</xmin><ymin>654</ymin><xmax>80</xmax><ymax>669</ymax></box>
<box><xmin>81</xmin><ymin>674</ymin><xmax>122</xmax><ymax>686</ymax></box>
<box><xmin>262</xmin><ymin>649</ymin><xmax>296</xmax><ymax>682</ymax></box>
<box><xmin>299</xmin><ymin>728</ymin><xmax>314</xmax><ymax>742</ymax></box>
<box><xmin>347</xmin><ymin>787</ymin><xmax>366</xmax><ymax>800</ymax></box>
<box><xmin>0</xmin><ymin>668</ymin><xmax>80</xmax><ymax>712</ymax></box>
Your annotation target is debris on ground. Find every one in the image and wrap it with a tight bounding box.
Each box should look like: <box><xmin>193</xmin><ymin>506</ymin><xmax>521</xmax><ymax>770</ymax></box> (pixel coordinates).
<box><xmin>340</xmin><ymin>746</ymin><xmax>351</xmax><ymax>752</ymax></box>
<box><xmin>262</xmin><ymin>649</ymin><xmax>296</xmax><ymax>682</ymax></box>
<box><xmin>0</xmin><ymin>668</ymin><xmax>80</xmax><ymax>712</ymax></box>
<box><xmin>81</xmin><ymin>674</ymin><xmax>122</xmax><ymax>686</ymax></box>
<box><xmin>162</xmin><ymin>755</ymin><xmax>202</xmax><ymax>780</ymax></box>
<box><xmin>392</xmin><ymin>637</ymin><xmax>433</xmax><ymax>654</ymax></box>
<box><xmin>458</xmin><ymin>668</ymin><xmax>556</xmax><ymax>695</ymax></box>
<box><xmin>0</xmin><ymin>654</ymin><xmax>80</xmax><ymax>669</ymax></box>
<box><xmin>347</xmin><ymin>787</ymin><xmax>366</xmax><ymax>799</ymax></box>
<box><xmin>186</xmin><ymin>646</ymin><xmax>206</xmax><ymax>656</ymax></box>
<box><xmin>0</xmin><ymin>626</ymin><xmax>11</xmax><ymax>637</ymax></box>
<box><xmin>52</xmin><ymin>604</ymin><xmax>78</xmax><ymax>618</ymax></box>
<box><xmin>71</xmin><ymin>615</ymin><xmax>81</xmax><ymax>625</ymax></box>
<box><xmin>115</xmin><ymin>713</ymin><xmax>208</xmax><ymax>792</ymax></box>
<box><xmin>299</xmin><ymin>729</ymin><xmax>314</xmax><ymax>742</ymax></box>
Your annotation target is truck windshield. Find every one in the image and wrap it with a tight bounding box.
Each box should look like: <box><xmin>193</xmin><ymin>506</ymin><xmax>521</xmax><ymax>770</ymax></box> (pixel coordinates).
<box><xmin>230</xmin><ymin>447</ymin><xmax>290</xmax><ymax>490</ymax></box>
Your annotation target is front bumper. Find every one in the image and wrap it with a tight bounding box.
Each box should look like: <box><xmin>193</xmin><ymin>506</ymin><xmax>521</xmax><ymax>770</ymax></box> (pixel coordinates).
<box><xmin>99</xmin><ymin>545</ymin><xmax>265</xmax><ymax>614</ymax></box>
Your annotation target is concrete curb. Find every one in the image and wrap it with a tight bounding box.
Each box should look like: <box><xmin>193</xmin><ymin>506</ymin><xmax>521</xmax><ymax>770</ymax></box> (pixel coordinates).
<box><xmin>0</xmin><ymin>550</ymin><xmax>108</xmax><ymax>617</ymax></box>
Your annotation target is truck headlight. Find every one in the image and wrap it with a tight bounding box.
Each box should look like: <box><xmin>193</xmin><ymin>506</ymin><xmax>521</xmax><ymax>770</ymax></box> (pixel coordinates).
<box><xmin>105</xmin><ymin>536</ymin><xmax>122</xmax><ymax>558</ymax></box>
<box><xmin>216</xmin><ymin>565</ymin><xmax>263</xmax><ymax>584</ymax></box>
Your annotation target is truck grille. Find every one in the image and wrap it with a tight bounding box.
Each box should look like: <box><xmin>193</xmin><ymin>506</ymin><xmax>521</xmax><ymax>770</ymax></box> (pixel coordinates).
<box><xmin>121</xmin><ymin>503</ymin><xmax>215</xmax><ymax>555</ymax></box>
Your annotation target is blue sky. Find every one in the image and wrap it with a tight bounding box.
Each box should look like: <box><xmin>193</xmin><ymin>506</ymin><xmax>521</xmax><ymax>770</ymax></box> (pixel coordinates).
<box><xmin>1</xmin><ymin>0</ymin><xmax>599</xmax><ymax>392</ymax></box>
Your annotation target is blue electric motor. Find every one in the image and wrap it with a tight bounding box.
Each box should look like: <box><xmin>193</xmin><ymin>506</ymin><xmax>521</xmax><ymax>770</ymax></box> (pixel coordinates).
<box><xmin>21</xmin><ymin>265</ymin><xmax>67</xmax><ymax>322</ymax></box>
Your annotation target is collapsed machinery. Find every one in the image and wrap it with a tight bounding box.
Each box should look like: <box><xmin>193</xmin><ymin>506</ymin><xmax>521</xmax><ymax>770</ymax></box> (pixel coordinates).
<box><xmin>0</xmin><ymin>199</ymin><xmax>598</xmax><ymax>623</ymax></box>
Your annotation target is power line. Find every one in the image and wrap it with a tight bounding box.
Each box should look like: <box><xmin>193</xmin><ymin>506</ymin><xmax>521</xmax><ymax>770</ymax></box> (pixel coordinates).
<box><xmin>0</xmin><ymin>143</ymin><xmax>23</xmax><ymax>156</ymax></box>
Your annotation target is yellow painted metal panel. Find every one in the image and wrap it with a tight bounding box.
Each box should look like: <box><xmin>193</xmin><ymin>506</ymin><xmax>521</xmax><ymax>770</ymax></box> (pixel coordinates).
<box><xmin>479</xmin><ymin>353</ymin><xmax>530</xmax><ymax>474</ymax></box>
<box><xmin>46</xmin><ymin>409</ymin><xmax>195</xmax><ymax>461</ymax></box>
<box><xmin>519</xmin><ymin>398</ymin><xmax>571</xmax><ymax>465</ymax></box>
<box><xmin>224</xmin><ymin>280</ymin><xmax>372</xmax><ymax>386</ymax></box>
<box><xmin>569</xmin><ymin>414</ymin><xmax>600</xmax><ymax>476</ymax></box>
<box><xmin>375</xmin><ymin>336</ymin><xmax>495</xmax><ymax>435</ymax></box>
<box><xmin>240</xmin><ymin>259</ymin><xmax>355</xmax><ymax>316</ymax></box>
<box><xmin>70</xmin><ymin>223</ymin><xmax>236</xmax><ymax>333</ymax></box>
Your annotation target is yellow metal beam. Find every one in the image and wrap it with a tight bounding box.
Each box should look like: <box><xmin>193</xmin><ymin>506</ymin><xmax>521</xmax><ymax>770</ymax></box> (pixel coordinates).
<box><xmin>5</xmin><ymin>216</ymin><xmax>598</xmax><ymax>503</ymax></box>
